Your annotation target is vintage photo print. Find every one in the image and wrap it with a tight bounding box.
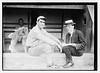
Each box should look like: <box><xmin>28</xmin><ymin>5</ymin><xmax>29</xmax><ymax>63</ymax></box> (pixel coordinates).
<box><xmin>2</xmin><ymin>2</ymin><xmax>97</xmax><ymax>71</ymax></box>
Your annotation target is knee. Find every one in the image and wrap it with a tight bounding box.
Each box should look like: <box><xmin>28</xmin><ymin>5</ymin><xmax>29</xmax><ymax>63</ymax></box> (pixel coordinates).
<box><xmin>43</xmin><ymin>44</ymin><xmax>53</xmax><ymax>54</ymax></box>
<box><xmin>62</xmin><ymin>47</ymin><xmax>66</xmax><ymax>52</ymax></box>
<box><xmin>62</xmin><ymin>46</ymin><xmax>69</xmax><ymax>53</ymax></box>
<box><xmin>62</xmin><ymin>46</ymin><xmax>69</xmax><ymax>50</ymax></box>
<box><xmin>62</xmin><ymin>46</ymin><xmax>67</xmax><ymax>50</ymax></box>
<box><xmin>45</xmin><ymin>44</ymin><xmax>52</xmax><ymax>49</ymax></box>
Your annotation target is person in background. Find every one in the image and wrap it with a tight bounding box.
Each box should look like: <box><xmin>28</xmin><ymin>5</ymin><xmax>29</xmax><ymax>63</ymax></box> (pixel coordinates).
<box><xmin>26</xmin><ymin>16</ymin><xmax>62</xmax><ymax>67</ymax></box>
<box><xmin>8</xmin><ymin>18</ymin><xmax>28</xmax><ymax>53</ymax></box>
<box><xmin>16</xmin><ymin>18</ymin><xmax>24</xmax><ymax>29</ymax></box>
<box><xmin>62</xmin><ymin>19</ymin><xmax>86</xmax><ymax>68</ymax></box>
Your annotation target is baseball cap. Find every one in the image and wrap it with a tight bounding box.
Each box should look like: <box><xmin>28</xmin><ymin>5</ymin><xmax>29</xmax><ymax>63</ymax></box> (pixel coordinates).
<box><xmin>37</xmin><ymin>16</ymin><xmax>46</xmax><ymax>21</ymax></box>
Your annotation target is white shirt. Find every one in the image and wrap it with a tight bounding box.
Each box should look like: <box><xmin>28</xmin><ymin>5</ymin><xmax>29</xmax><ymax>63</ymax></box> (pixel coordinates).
<box><xmin>26</xmin><ymin>25</ymin><xmax>57</xmax><ymax>47</ymax></box>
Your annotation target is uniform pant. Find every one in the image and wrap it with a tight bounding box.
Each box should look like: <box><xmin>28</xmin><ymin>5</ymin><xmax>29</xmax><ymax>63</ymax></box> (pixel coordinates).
<box><xmin>28</xmin><ymin>43</ymin><xmax>54</xmax><ymax>56</ymax></box>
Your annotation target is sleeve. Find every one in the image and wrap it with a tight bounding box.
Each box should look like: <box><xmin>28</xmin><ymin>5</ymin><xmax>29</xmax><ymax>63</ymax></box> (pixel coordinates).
<box><xmin>34</xmin><ymin>31</ymin><xmax>58</xmax><ymax>46</ymax></box>
<box><xmin>76</xmin><ymin>31</ymin><xmax>86</xmax><ymax>50</ymax></box>
<box><xmin>43</xmin><ymin>29</ymin><xmax>61</xmax><ymax>44</ymax></box>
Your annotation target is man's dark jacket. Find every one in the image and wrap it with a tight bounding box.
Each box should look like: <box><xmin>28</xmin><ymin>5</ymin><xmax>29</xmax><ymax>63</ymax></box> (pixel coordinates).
<box><xmin>66</xmin><ymin>29</ymin><xmax>86</xmax><ymax>53</ymax></box>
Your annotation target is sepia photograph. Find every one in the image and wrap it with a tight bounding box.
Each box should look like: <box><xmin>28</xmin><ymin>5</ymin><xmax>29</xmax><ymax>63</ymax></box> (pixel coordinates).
<box><xmin>2</xmin><ymin>2</ymin><xmax>97</xmax><ymax>71</ymax></box>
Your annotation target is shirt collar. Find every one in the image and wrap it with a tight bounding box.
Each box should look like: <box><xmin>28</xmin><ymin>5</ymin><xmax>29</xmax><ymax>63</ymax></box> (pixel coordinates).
<box><xmin>69</xmin><ymin>29</ymin><xmax>75</xmax><ymax>37</ymax></box>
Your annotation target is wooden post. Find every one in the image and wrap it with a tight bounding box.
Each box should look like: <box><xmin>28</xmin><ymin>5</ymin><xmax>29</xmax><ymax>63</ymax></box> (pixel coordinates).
<box><xmin>61</xmin><ymin>10</ymin><xmax>64</xmax><ymax>39</ymax></box>
<box><xmin>87</xmin><ymin>5</ymin><xmax>94</xmax><ymax>53</ymax></box>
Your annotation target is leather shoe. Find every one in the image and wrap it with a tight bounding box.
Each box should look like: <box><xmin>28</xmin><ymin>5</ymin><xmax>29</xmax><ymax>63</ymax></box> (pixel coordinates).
<box><xmin>63</xmin><ymin>62</ymin><xmax>74</xmax><ymax>68</ymax></box>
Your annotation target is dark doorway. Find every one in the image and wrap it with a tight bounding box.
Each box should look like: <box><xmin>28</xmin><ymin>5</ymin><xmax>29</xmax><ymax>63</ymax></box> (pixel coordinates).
<box><xmin>31</xmin><ymin>9</ymin><xmax>39</xmax><ymax>28</ymax></box>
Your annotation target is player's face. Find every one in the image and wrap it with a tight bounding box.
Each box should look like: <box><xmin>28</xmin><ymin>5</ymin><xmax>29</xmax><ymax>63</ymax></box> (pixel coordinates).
<box><xmin>65</xmin><ymin>24</ymin><xmax>74</xmax><ymax>33</ymax></box>
<box><xmin>37</xmin><ymin>19</ymin><xmax>46</xmax><ymax>29</ymax></box>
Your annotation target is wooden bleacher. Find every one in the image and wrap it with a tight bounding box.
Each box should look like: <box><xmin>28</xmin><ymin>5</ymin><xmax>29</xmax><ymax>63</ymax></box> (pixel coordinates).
<box><xmin>3</xmin><ymin>22</ymin><xmax>63</xmax><ymax>52</ymax></box>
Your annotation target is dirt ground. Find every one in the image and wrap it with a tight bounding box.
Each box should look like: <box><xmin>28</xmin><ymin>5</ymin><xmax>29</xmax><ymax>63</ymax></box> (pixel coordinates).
<box><xmin>3</xmin><ymin>53</ymin><xmax>94</xmax><ymax>71</ymax></box>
